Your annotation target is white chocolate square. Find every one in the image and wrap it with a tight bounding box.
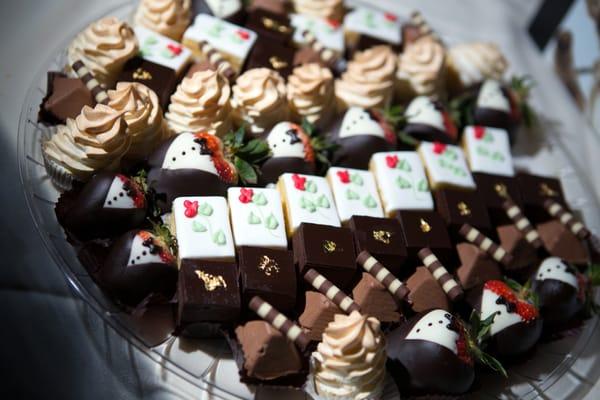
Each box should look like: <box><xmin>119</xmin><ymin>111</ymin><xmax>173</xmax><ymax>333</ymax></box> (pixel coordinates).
<box><xmin>343</xmin><ymin>6</ymin><xmax>402</xmax><ymax>45</ymax></box>
<box><xmin>135</xmin><ymin>26</ymin><xmax>192</xmax><ymax>75</ymax></box>
<box><xmin>227</xmin><ymin>187</ymin><xmax>287</xmax><ymax>250</ymax></box>
<box><xmin>370</xmin><ymin>151</ymin><xmax>433</xmax><ymax>215</ymax></box>
<box><xmin>326</xmin><ymin>167</ymin><xmax>384</xmax><ymax>223</ymax></box>
<box><xmin>290</xmin><ymin>14</ymin><xmax>344</xmax><ymax>53</ymax></box>
<box><xmin>463</xmin><ymin>126</ymin><xmax>514</xmax><ymax>177</ymax></box>
<box><xmin>418</xmin><ymin>142</ymin><xmax>476</xmax><ymax>190</ymax></box>
<box><xmin>173</xmin><ymin>196</ymin><xmax>235</xmax><ymax>262</ymax></box>
<box><xmin>277</xmin><ymin>173</ymin><xmax>341</xmax><ymax>235</ymax></box>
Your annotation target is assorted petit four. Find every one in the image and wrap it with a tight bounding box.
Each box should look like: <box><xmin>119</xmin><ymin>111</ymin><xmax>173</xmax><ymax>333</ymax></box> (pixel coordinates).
<box><xmin>343</xmin><ymin>6</ymin><xmax>402</xmax><ymax>49</ymax></box>
<box><xmin>326</xmin><ymin>167</ymin><xmax>384</xmax><ymax>224</ymax></box>
<box><xmin>463</xmin><ymin>125</ymin><xmax>514</xmax><ymax>177</ymax></box>
<box><xmin>419</xmin><ymin>141</ymin><xmax>476</xmax><ymax>190</ymax></box>
<box><xmin>403</xmin><ymin>96</ymin><xmax>458</xmax><ymax>144</ymax></box>
<box><xmin>290</xmin><ymin>13</ymin><xmax>344</xmax><ymax>54</ymax></box>
<box><xmin>434</xmin><ymin>188</ymin><xmax>492</xmax><ymax>237</ymax></box>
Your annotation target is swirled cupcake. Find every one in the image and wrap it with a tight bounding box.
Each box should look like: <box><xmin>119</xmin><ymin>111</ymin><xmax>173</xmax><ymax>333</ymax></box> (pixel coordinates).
<box><xmin>165</xmin><ymin>69</ymin><xmax>232</xmax><ymax>137</ymax></box>
<box><xmin>335</xmin><ymin>45</ymin><xmax>396</xmax><ymax>110</ymax></box>
<box><xmin>107</xmin><ymin>82</ymin><xmax>169</xmax><ymax>159</ymax></box>
<box><xmin>287</xmin><ymin>63</ymin><xmax>334</xmax><ymax>128</ymax></box>
<box><xmin>42</xmin><ymin>104</ymin><xmax>130</xmax><ymax>188</ymax></box>
<box><xmin>134</xmin><ymin>0</ymin><xmax>192</xmax><ymax>41</ymax></box>
<box><xmin>67</xmin><ymin>17</ymin><xmax>138</xmax><ymax>87</ymax></box>
<box><xmin>232</xmin><ymin>68</ymin><xmax>289</xmax><ymax>137</ymax></box>
<box><xmin>311</xmin><ymin>311</ymin><xmax>386</xmax><ymax>400</ymax></box>
<box><xmin>447</xmin><ymin>42</ymin><xmax>508</xmax><ymax>93</ymax></box>
<box><xmin>396</xmin><ymin>36</ymin><xmax>447</xmax><ymax>101</ymax></box>
<box><xmin>293</xmin><ymin>0</ymin><xmax>345</xmax><ymax>22</ymax></box>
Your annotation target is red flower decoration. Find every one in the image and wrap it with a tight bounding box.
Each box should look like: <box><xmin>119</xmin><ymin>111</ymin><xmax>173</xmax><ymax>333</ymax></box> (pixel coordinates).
<box><xmin>433</xmin><ymin>142</ymin><xmax>447</xmax><ymax>154</ymax></box>
<box><xmin>337</xmin><ymin>170</ymin><xmax>350</xmax><ymax>184</ymax></box>
<box><xmin>239</xmin><ymin>188</ymin><xmax>254</xmax><ymax>204</ymax></box>
<box><xmin>183</xmin><ymin>200</ymin><xmax>199</xmax><ymax>218</ymax></box>
<box><xmin>292</xmin><ymin>174</ymin><xmax>306</xmax><ymax>190</ymax></box>
<box><xmin>326</xmin><ymin>19</ymin><xmax>341</xmax><ymax>29</ymax></box>
<box><xmin>167</xmin><ymin>43</ymin><xmax>183</xmax><ymax>55</ymax></box>
<box><xmin>386</xmin><ymin>155</ymin><xmax>399</xmax><ymax>168</ymax></box>
<box><xmin>473</xmin><ymin>126</ymin><xmax>486</xmax><ymax>139</ymax></box>
<box><xmin>384</xmin><ymin>12</ymin><xmax>398</xmax><ymax>22</ymax></box>
<box><xmin>237</xmin><ymin>29</ymin><xmax>250</xmax><ymax>40</ymax></box>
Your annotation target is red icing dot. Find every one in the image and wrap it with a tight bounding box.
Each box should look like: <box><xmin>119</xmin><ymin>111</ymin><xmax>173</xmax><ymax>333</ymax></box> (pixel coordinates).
<box><xmin>385</xmin><ymin>155</ymin><xmax>398</xmax><ymax>168</ymax></box>
<box><xmin>473</xmin><ymin>126</ymin><xmax>486</xmax><ymax>139</ymax></box>
<box><xmin>292</xmin><ymin>174</ymin><xmax>306</xmax><ymax>191</ymax></box>
<box><xmin>237</xmin><ymin>29</ymin><xmax>250</xmax><ymax>40</ymax></box>
<box><xmin>183</xmin><ymin>200</ymin><xmax>199</xmax><ymax>218</ymax></box>
<box><xmin>326</xmin><ymin>19</ymin><xmax>341</xmax><ymax>29</ymax></box>
<box><xmin>433</xmin><ymin>142</ymin><xmax>447</xmax><ymax>154</ymax></box>
<box><xmin>239</xmin><ymin>188</ymin><xmax>254</xmax><ymax>203</ymax></box>
<box><xmin>167</xmin><ymin>43</ymin><xmax>183</xmax><ymax>55</ymax></box>
<box><xmin>337</xmin><ymin>170</ymin><xmax>350</xmax><ymax>184</ymax></box>
<box><xmin>384</xmin><ymin>12</ymin><xmax>398</xmax><ymax>22</ymax></box>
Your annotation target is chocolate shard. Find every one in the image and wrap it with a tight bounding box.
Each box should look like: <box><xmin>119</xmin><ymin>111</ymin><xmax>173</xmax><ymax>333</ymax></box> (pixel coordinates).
<box><xmin>39</xmin><ymin>72</ymin><xmax>95</xmax><ymax>124</ymax></box>
<box><xmin>496</xmin><ymin>224</ymin><xmax>539</xmax><ymax>270</ymax></box>
<box><xmin>455</xmin><ymin>243</ymin><xmax>502</xmax><ymax>290</ymax></box>
<box><xmin>352</xmin><ymin>273</ymin><xmax>401</xmax><ymax>323</ymax></box>
<box><xmin>406</xmin><ymin>266</ymin><xmax>451</xmax><ymax>312</ymax></box>
<box><xmin>298</xmin><ymin>291</ymin><xmax>341</xmax><ymax>342</ymax></box>
<box><xmin>537</xmin><ymin>220</ymin><xmax>590</xmax><ymax>265</ymax></box>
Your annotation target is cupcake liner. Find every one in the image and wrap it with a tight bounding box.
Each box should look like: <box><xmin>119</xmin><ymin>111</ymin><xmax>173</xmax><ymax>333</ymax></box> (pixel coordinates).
<box><xmin>41</xmin><ymin>145</ymin><xmax>76</xmax><ymax>191</ymax></box>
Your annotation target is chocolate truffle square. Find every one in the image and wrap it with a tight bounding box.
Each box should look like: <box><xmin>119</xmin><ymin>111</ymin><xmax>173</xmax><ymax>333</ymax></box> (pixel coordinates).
<box><xmin>117</xmin><ymin>57</ymin><xmax>178</xmax><ymax>110</ymax></box>
<box><xmin>178</xmin><ymin>260</ymin><xmax>241</xmax><ymax>325</ymax></box>
<box><xmin>245</xmin><ymin>8</ymin><xmax>293</xmax><ymax>44</ymax></box>
<box><xmin>238</xmin><ymin>246</ymin><xmax>297</xmax><ymax>312</ymax></box>
<box><xmin>293</xmin><ymin>223</ymin><xmax>357</xmax><ymax>289</ymax></box>
<box><xmin>473</xmin><ymin>172</ymin><xmax>523</xmax><ymax>225</ymax></box>
<box><xmin>348</xmin><ymin>216</ymin><xmax>407</xmax><ymax>277</ymax></box>
<box><xmin>516</xmin><ymin>172</ymin><xmax>567</xmax><ymax>223</ymax></box>
<box><xmin>245</xmin><ymin>38</ymin><xmax>295</xmax><ymax>78</ymax></box>
<box><xmin>434</xmin><ymin>188</ymin><xmax>492</xmax><ymax>238</ymax></box>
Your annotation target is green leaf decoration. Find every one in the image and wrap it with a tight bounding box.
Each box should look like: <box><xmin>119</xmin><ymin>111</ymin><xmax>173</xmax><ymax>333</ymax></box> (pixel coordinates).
<box><xmin>144</xmin><ymin>36</ymin><xmax>158</xmax><ymax>46</ymax></box>
<box><xmin>265</xmin><ymin>214</ymin><xmax>279</xmax><ymax>230</ymax></box>
<box><xmin>417</xmin><ymin>179</ymin><xmax>429</xmax><ymax>192</ymax></box>
<box><xmin>248</xmin><ymin>212</ymin><xmax>261</xmax><ymax>224</ymax></box>
<box><xmin>192</xmin><ymin>221</ymin><xmax>207</xmax><ymax>233</ymax></box>
<box><xmin>140</xmin><ymin>46</ymin><xmax>153</xmax><ymax>57</ymax></box>
<box><xmin>491</xmin><ymin>152</ymin><xmax>505</xmax><ymax>162</ymax></box>
<box><xmin>301</xmin><ymin>196</ymin><xmax>317</xmax><ymax>213</ymax></box>
<box><xmin>305</xmin><ymin>180</ymin><xmax>317</xmax><ymax>193</ymax></box>
<box><xmin>253</xmin><ymin>192</ymin><xmax>267</xmax><ymax>206</ymax></box>
<box><xmin>317</xmin><ymin>195</ymin><xmax>330</xmax><ymax>208</ymax></box>
<box><xmin>346</xmin><ymin>189</ymin><xmax>360</xmax><ymax>200</ymax></box>
<box><xmin>397</xmin><ymin>176</ymin><xmax>412</xmax><ymax>189</ymax></box>
<box><xmin>350</xmin><ymin>173</ymin><xmax>364</xmax><ymax>186</ymax></box>
<box><xmin>476</xmin><ymin>146</ymin><xmax>490</xmax><ymax>157</ymax></box>
<box><xmin>212</xmin><ymin>230</ymin><xmax>226</xmax><ymax>246</ymax></box>
<box><xmin>161</xmin><ymin>49</ymin><xmax>175</xmax><ymax>59</ymax></box>
<box><xmin>234</xmin><ymin>157</ymin><xmax>258</xmax><ymax>185</ymax></box>
<box><xmin>199</xmin><ymin>203</ymin><xmax>213</xmax><ymax>216</ymax></box>
<box><xmin>483</xmin><ymin>133</ymin><xmax>494</xmax><ymax>143</ymax></box>
<box><xmin>442</xmin><ymin>148</ymin><xmax>459</xmax><ymax>161</ymax></box>
<box><xmin>363</xmin><ymin>195</ymin><xmax>377</xmax><ymax>209</ymax></box>
<box><xmin>398</xmin><ymin>159</ymin><xmax>412</xmax><ymax>172</ymax></box>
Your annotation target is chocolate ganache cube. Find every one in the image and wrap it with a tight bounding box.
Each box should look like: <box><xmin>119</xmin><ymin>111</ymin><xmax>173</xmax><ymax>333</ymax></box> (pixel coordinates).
<box><xmin>238</xmin><ymin>246</ymin><xmax>297</xmax><ymax>312</ymax></box>
<box><xmin>516</xmin><ymin>172</ymin><xmax>566</xmax><ymax>223</ymax></box>
<box><xmin>245</xmin><ymin>8</ymin><xmax>293</xmax><ymax>44</ymax></box>
<box><xmin>348</xmin><ymin>216</ymin><xmax>407</xmax><ymax>277</ymax></box>
<box><xmin>434</xmin><ymin>188</ymin><xmax>492</xmax><ymax>239</ymax></box>
<box><xmin>245</xmin><ymin>37</ymin><xmax>296</xmax><ymax>79</ymax></box>
<box><xmin>293</xmin><ymin>223</ymin><xmax>357</xmax><ymax>289</ymax></box>
<box><xmin>473</xmin><ymin>172</ymin><xmax>523</xmax><ymax>225</ymax></box>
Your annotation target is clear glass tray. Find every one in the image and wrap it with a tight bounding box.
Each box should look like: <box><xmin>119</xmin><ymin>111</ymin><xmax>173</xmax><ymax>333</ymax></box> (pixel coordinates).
<box><xmin>17</xmin><ymin>1</ymin><xmax>600</xmax><ymax>399</ymax></box>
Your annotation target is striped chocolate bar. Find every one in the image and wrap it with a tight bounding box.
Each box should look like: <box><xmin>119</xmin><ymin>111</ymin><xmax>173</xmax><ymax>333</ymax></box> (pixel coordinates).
<box><xmin>408</xmin><ymin>11</ymin><xmax>442</xmax><ymax>44</ymax></box>
<box><xmin>301</xmin><ymin>30</ymin><xmax>347</xmax><ymax>73</ymax></box>
<box><xmin>249</xmin><ymin>296</ymin><xmax>310</xmax><ymax>350</ymax></box>
<box><xmin>544</xmin><ymin>199</ymin><xmax>590</xmax><ymax>240</ymax></box>
<box><xmin>356</xmin><ymin>251</ymin><xmax>410</xmax><ymax>302</ymax></box>
<box><xmin>304</xmin><ymin>269</ymin><xmax>360</xmax><ymax>314</ymax></box>
<box><xmin>459</xmin><ymin>224</ymin><xmax>513</xmax><ymax>267</ymax></box>
<box><xmin>71</xmin><ymin>60</ymin><xmax>109</xmax><ymax>105</ymax></box>
<box><xmin>502</xmin><ymin>199</ymin><xmax>543</xmax><ymax>248</ymax></box>
<box><xmin>197</xmin><ymin>40</ymin><xmax>236</xmax><ymax>82</ymax></box>
<box><xmin>417</xmin><ymin>248</ymin><xmax>463</xmax><ymax>302</ymax></box>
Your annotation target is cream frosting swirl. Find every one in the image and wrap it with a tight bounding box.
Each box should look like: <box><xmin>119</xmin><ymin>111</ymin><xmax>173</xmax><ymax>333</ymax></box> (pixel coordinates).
<box><xmin>448</xmin><ymin>42</ymin><xmax>508</xmax><ymax>87</ymax></box>
<box><xmin>293</xmin><ymin>0</ymin><xmax>344</xmax><ymax>21</ymax></box>
<box><xmin>108</xmin><ymin>82</ymin><xmax>169</xmax><ymax>158</ymax></box>
<box><xmin>165</xmin><ymin>69</ymin><xmax>232</xmax><ymax>137</ymax></box>
<box><xmin>396</xmin><ymin>37</ymin><xmax>446</xmax><ymax>98</ymax></box>
<box><xmin>312</xmin><ymin>311</ymin><xmax>386</xmax><ymax>400</ymax></box>
<box><xmin>232</xmin><ymin>68</ymin><xmax>289</xmax><ymax>136</ymax></box>
<box><xmin>67</xmin><ymin>17</ymin><xmax>138</xmax><ymax>87</ymax></box>
<box><xmin>335</xmin><ymin>45</ymin><xmax>396</xmax><ymax>110</ymax></box>
<box><xmin>287</xmin><ymin>63</ymin><xmax>334</xmax><ymax>127</ymax></box>
<box><xmin>134</xmin><ymin>0</ymin><xmax>192</xmax><ymax>41</ymax></box>
<box><xmin>43</xmin><ymin>104</ymin><xmax>130</xmax><ymax>181</ymax></box>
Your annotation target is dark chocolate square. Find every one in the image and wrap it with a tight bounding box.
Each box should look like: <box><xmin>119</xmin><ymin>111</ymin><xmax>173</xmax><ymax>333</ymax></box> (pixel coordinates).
<box><xmin>117</xmin><ymin>57</ymin><xmax>178</xmax><ymax>110</ymax></box>
<box><xmin>238</xmin><ymin>246</ymin><xmax>297</xmax><ymax>312</ymax></box>
<box><xmin>178</xmin><ymin>260</ymin><xmax>241</xmax><ymax>325</ymax></box>
<box><xmin>434</xmin><ymin>188</ymin><xmax>492</xmax><ymax>237</ymax></box>
<box><xmin>348</xmin><ymin>216</ymin><xmax>407</xmax><ymax>277</ymax></box>
<box><xmin>245</xmin><ymin>38</ymin><xmax>295</xmax><ymax>78</ymax></box>
<box><xmin>516</xmin><ymin>172</ymin><xmax>566</xmax><ymax>223</ymax></box>
<box><xmin>293</xmin><ymin>223</ymin><xmax>357</xmax><ymax>289</ymax></box>
<box><xmin>245</xmin><ymin>8</ymin><xmax>293</xmax><ymax>44</ymax></box>
<box><xmin>473</xmin><ymin>172</ymin><xmax>523</xmax><ymax>225</ymax></box>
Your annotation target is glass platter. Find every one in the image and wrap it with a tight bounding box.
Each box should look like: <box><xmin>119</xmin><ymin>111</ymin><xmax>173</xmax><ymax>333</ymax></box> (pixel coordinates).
<box><xmin>17</xmin><ymin>1</ymin><xmax>600</xmax><ymax>399</ymax></box>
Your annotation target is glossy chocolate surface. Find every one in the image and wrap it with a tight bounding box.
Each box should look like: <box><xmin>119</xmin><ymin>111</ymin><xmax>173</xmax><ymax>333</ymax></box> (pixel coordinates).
<box><xmin>534</xmin><ymin>278</ymin><xmax>582</xmax><ymax>326</ymax></box>
<box><xmin>516</xmin><ymin>172</ymin><xmax>566</xmax><ymax>223</ymax></box>
<box><xmin>434</xmin><ymin>188</ymin><xmax>492</xmax><ymax>237</ymax></box>
<box><xmin>259</xmin><ymin>156</ymin><xmax>316</xmax><ymax>186</ymax></box>
<box><xmin>245</xmin><ymin>37</ymin><xmax>295</xmax><ymax>78</ymax></box>
<box><xmin>332</xmin><ymin>135</ymin><xmax>395</xmax><ymax>170</ymax></box>
<box><xmin>473</xmin><ymin>172</ymin><xmax>523</xmax><ymax>225</ymax></box>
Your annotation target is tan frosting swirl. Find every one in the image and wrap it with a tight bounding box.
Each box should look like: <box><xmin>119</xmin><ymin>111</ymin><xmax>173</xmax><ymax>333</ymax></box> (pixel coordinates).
<box><xmin>67</xmin><ymin>17</ymin><xmax>138</xmax><ymax>87</ymax></box>
<box><xmin>287</xmin><ymin>63</ymin><xmax>334</xmax><ymax>127</ymax></box>
<box><xmin>165</xmin><ymin>69</ymin><xmax>232</xmax><ymax>137</ymax></box>
<box><xmin>43</xmin><ymin>104</ymin><xmax>130</xmax><ymax>181</ymax></box>
<box><xmin>335</xmin><ymin>45</ymin><xmax>396</xmax><ymax>110</ymax></box>
<box><xmin>108</xmin><ymin>82</ymin><xmax>169</xmax><ymax>158</ymax></box>
<box><xmin>134</xmin><ymin>0</ymin><xmax>191</xmax><ymax>41</ymax></box>
<box><xmin>396</xmin><ymin>37</ymin><xmax>447</xmax><ymax>98</ymax></box>
<box><xmin>293</xmin><ymin>0</ymin><xmax>344</xmax><ymax>21</ymax></box>
<box><xmin>312</xmin><ymin>311</ymin><xmax>386</xmax><ymax>400</ymax></box>
<box><xmin>232</xmin><ymin>68</ymin><xmax>289</xmax><ymax>136</ymax></box>
<box><xmin>448</xmin><ymin>42</ymin><xmax>508</xmax><ymax>87</ymax></box>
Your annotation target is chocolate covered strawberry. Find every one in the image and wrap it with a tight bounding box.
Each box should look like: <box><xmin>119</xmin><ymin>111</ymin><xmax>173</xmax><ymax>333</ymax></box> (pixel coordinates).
<box><xmin>403</xmin><ymin>96</ymin><xmax>458</xmax><ymax>144</ymax></box>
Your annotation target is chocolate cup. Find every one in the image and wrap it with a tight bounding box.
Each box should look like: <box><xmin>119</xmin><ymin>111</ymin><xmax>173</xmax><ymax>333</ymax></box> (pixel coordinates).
<box><xmin>332</xmin><ymin>135</ymin><xmax>395</xmax><ymax>170</ymax></box>
<box><xmin>533</xmin><ymin>279</ymin><xmax>583</xmax><ymax>327</ymax></box>
<box><xmin>404</xmin><ymin>123</ymin><xmax>455</xmax><ymax>145</ymax></box>
<box><xmin>259</xmin><ymin>156</ymin><xmax>316</xmax><ymax>186</ymax></box>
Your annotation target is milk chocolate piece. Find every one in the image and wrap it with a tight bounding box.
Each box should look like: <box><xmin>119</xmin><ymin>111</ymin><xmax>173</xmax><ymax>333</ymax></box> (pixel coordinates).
<box><xmin>293</xmin><ymin>223</ymin><xmax>357</xmax><ymax>289</ymax></box>
<box><xmin>455</xmin><ymin>243</ymin><xmax>502</xmax><ymax>290</ymax></box>
<box><xmin>238</xmin><ymin>246</ymin><xmax>297</xmax><ymax>312</ymax></box>
<box><xmin>246</xmin><ymin>8</ymin><xmax>293</xmax><ymax>44</ymax></box>
<box><xmin>246</xmin><ymin>38</ymin><xmax>295</xmax><ymax>78</ymax></box>
<box><xmin>39</xmin><ymin>72</ymin><xmax>95</xmax><ymax>124</ymax></box>
<box><xmin>497</xmin><ymin>224</ymin><xmax>539</xmax><ymax>270</ymax></box>
<box><xmin>117</xmin><ymin>57</ymin><xmax>178</xmax><ymax>109</ymax></box>
<box><xmin>537</xmin><ymin>220</ymin><xmax>589</xmax><ymax>265</ymax></box>
<box><xmin>434</xmin><ymin>188</ymin><xmax>492</xmax><ymax>238</ymax></box>
<box><xmin>516</xmin><ymin>172</ymin><xmax>566</xmax><ymax>223</ymax></box>
<box><xmin>348</xmin><ymin>216</ymin><xmax>407</xmax><ymax>278</ymax></box>
<box><xmin>406</xmin><ymin>266</ymin><xmax>450</xmax><ymax>312</ymax></box>
<box><xmin>352</xmin><ymin>273</ymin><xmax>401</xmax><ymax>323</ymax></box>
<box><xmin>473</xmin><ymin>172</ymin><xmax>523</xmax><ymax>225</ymax></box>
<box><xmin>298</xmin><ymin>291</ymin><xmax>341</xmax><ymax>342</ymax></box>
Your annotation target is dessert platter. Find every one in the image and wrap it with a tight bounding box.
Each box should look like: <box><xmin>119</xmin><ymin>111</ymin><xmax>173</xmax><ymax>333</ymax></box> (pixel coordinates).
<box><xmin>18</xmin><ymin>0</ymin><xmax>600</xmax><ymax>399</ymax></box>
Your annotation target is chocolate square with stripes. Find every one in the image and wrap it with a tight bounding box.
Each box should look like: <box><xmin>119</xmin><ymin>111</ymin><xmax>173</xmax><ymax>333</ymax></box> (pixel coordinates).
<box><xmin>238</xmin><ymin>246</ymin><xmax>297</xmax><ymax>312</ymax></box>
<box><xmin>245</xmin><ymin>8</ymin><xmax>293</xmax><ymax>44</ymax></box>
<box><xmin>348</xmin><ymin>216</ymin><xmax>407</xmax><ymax>277</ymax></box>
<box><xmin>473</xmin><ymin>172</ymin><xmax>523</xmax><ymax>225</ymax></box>
<box><xmin>118</xmin><ymin>57</ymin><xmax>179</xmax><ymax>110</ymax></box>
<box><xmin>293</xmin><ymin>223</ymin><xmax>357</xmax><ymax>290</ymax></box>
<box><xmin>245</xmin><ymin>37</ymin><xmax>296</xmax><ymax>78</ymax></box>
<box><xmin>516</xmin><ymin>172</ymin><xmax>566</xmax><ymax>223</ymax></box>
<box><xmin>434</xmin><ymin>188</ymin><xmax>492</xmax><ymax>238</ymax></box>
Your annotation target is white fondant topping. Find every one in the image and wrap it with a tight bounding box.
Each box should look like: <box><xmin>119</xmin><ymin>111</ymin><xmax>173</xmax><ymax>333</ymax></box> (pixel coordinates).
<box><xmin>536</xmin><ymin>257</ymin><xmax>578</xmax><ymax>289</ymax></box>
<box><xmin>463</xmin><ymin>125</ymin><xmax>514</xmax><ymax>177</ymax></box>
<box><xmin>370</xmin><ymin>151</ymin><xmax>434</xmax><ymax>213</ymax></box>
<box><xmin>135</xmin><ymin>26</ymin><xmax>192</xmax><ymax>75</ymax></box>
<box><xmin>338</xmin><ymin>107</ymin><xmax>385</xmax><ymax>139</ymax></box>
<box><xmin>326</xmin><ymin>167</ymin><xmax>384</xmax><ymax>223</ymax></box>
<box><xmin>267</xmin><ymin>122</ymin><xmax>306</xmax><ymax>159</ymax></box>
<box><xmin>405</xmin><ymin>96</ymin><xmax>445</xmax><ymax>131</ymax></box>
<box><xmin>205</xmin><ymin>0</ymin><xmax>241</xmax><ymax>19</ymax></box>
<box><xmin>127</xmin><ymin>233</ymin><xmax>164</xmax><ymax>266</ymax></box>
<box><xmin>405</xmin><ymin>309</ymin><xmax>458</xmax><ymax>354</ymax></box>
<box><xmin>227</xmin><ymin>187</ymin><xmax>287</xmax><ymax>249</ymax></box>
<box><xmin>173</xmin><ymin>196</ymin><xmax>235</xmax><ymax>261</ymax></box>
<box><xmin>343</xmin><ymin>6</ymin><xmax>402</xmax><ymax>45</ymax></box>
<box><xmin>481</xmin><ymin>288</ymin><xmax>523</xmax><ymax>336</ymax></box>
<box><xmin>476</xmin><ymin>79</ymin><xmax>510</xmax><ymax>113</ymax></box>
<box><xmin>290</xmin><ymin>13</ymin><xmax>344</xmax><ymax>52</ymax></box>
<box><xmin>103</xmin><ymin>176</ymin><xmax>136</xmax><ymax>209</ymax></box>
<box><xmin>161</xmin><ymin>132</ymin><xmax>219</xmax><ymax>175</ymax></box>
<box><xmin>419</xmin><ymin>142</ymin><xmax>476</xmax><ymax>189</ymax></box>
